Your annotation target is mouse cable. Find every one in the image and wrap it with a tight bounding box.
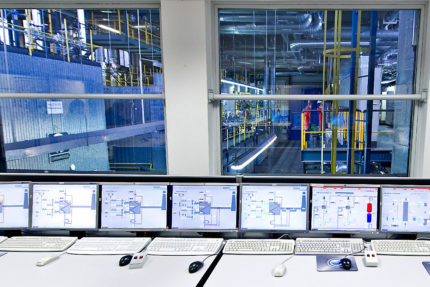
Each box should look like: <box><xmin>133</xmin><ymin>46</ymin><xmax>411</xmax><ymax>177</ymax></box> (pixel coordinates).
<box><xmin>279</xmin><ymin>254</ymin><xmax>294</xmax><ymax>265</ymax></box>
<box><xmin>201</xmin><ymin>254</ymin><xmax>217</xmax><ymax>263</ymax></box>
<box><xmin>341</xmin><ymin>247</ymin><xmax>365</xmax><ymax>259</ymax></box>
<box><xmin>277</xmin><ymin>234</ymin><xmax>292</xmax><ymax>240</ymax></box>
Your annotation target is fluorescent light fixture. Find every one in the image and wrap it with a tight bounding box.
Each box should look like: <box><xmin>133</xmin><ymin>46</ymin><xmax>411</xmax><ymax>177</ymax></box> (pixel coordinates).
<box><xmin>221</xmin><ymin>79</ymin><xmax>264</xmax><ymax>93</ymax></box>
<box><xmin>98</xmin><ymin>24</ymin><xmax>121</xmax><ymax>34</ymax></box>
<box><xmin>231</xmin><ymin>135</ymin><xmax>277</xmax><ymax>170</ymax></box>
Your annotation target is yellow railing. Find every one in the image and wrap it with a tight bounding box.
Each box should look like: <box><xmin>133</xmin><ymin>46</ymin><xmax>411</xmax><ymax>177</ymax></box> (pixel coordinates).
<box><xmin>222</xmin><ymin>106</ymin><xmax>272</xmax><ymax>150</ymax></box>
<box><xmin>103</xmin><ymin>66</ymin><xmax>162</xmax><ymax>87</ymax></box>
<box><xmin>109</xmin><ymin>162</ymin><xmax>153</xmax><ymax>170</ymax></box>
<box><xmin>300</xmin><ymin>110</ymin><xmax>392</xmax><ymax>151</ymax></box>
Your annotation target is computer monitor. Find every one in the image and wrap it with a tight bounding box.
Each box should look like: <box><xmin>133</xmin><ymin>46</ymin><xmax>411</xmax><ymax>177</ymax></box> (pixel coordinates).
<box><xmin>381</xmin><ymin>186</ymin><xmax>430</xmax><ymax>233</ymax></box>
<box><xmin>31</xmin><ymin>183</ymin><xmax>98</xmax><ymax>229</ymax></box>
<box><xmin>171</xmin><ymin>184</ymin><xmax>237</xmax><ymax>230</ymax></box>
<box><xmin>0</xmin><ymin>183</ymin><xmax>30</xmax><ymax>229</ymax></box>
<box><xmin>100</xmin><ymin>184</ymin><xmax>167</xmax><ymax>229</ymax></box>
<box><xmin>240</xmin><ymin>184</ymin><xmax>308</xmax><ymax>231</ymax></box>
<box><xmin>311</xmin><ymin>185</ymin><xmax>378</xmax><ymax>232</ymax></box>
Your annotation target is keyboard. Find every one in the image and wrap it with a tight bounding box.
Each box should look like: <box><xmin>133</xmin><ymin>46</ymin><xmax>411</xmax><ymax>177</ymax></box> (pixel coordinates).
<box><xmin>371</xmin><ymin>240</ymin><xmax>430</xmax><ymax>255</ymax></box>
<box><xmin>223</xmin><ymin>239</ymin><xmax>295</xmax><ymax>255</ymax></box>
<box><xmin>0</xmin><ymin>236</ymin><xmax>6</xmax><ymax>243</ymax></box>
<box><xmin>0</xmin><ymin>236</ymin><xmax>77</xmax><ymax>252</ymax></box>
<box><xmin>67</xmin><ymin>237</ymin><xmax>151</xmax><ymax>255</ymax></box>
<box><xmin>295</xmin><ymin>238</ymin><xmax>364</xmax><ymax>255</ymax></box>
<box><xmin>146</xmin><ymin>237</ymin><xmax>224</xmax><ymax>255</ymax></box>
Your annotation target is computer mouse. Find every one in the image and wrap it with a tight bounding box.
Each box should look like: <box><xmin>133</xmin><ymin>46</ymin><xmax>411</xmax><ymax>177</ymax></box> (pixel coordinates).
<box><xmin>340</xmin><ymin>258</ymin><xmax>352</xmax><ymax>270</ymax></box>
<box><xmin>119</xmin><ymin>255</ymin><xmax>133</xmax><ymax>267</ymax></box>
<box><xmin>272</xmin><ymin>264</ymin><xmax>287</xmax><ymax>277</ymax></box>
<box><xmin>188</xmin><ymin>261</ymin><xmax>204</xmax><ymax>273</ymax></box>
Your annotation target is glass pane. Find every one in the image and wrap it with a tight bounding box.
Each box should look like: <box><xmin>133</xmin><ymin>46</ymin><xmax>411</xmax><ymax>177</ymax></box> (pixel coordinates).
<box><xmin>222</xmin><ymin>99</ymin><xmax>411</xmax><ymax>175</ymax></box>
<box><xmin>0</xmin><ymin>9</ymin><xmax>165</xmax><ymax>173</ymax></box>
<box><xmin>1</xmin><ymin>98</ymin><xmax>165</xmax><ymax>173</ymax></box>
<box><xmin>219</xmin><ymin>9</ymin><xmax>419</xmax><ymax>175</ymax></box>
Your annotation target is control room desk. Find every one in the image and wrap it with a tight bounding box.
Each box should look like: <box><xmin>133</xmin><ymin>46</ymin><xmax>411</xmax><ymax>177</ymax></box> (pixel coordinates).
<box><xmin>0</xmin><ymin>252</ymin><xmax>214</xmax><ymax>287</ymax></box>
<box><xmin>205</xmin><ymin>254</ymin><xmax>430</xmax><ymax>287</ymax></box>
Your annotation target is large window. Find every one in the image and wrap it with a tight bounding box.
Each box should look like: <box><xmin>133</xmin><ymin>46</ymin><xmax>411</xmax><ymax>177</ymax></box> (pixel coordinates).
<box><xmin>219</xmin><ymin>9</ymin><xmax>420</xmax><ymax>176</ymax></box>
<box><xmin>0</xmin><ymin>9</ymin><xmax>165</xmax><ymax>173</ymax></box>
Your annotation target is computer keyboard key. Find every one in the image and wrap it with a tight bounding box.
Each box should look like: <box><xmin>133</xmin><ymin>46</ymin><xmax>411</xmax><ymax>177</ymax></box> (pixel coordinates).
<box><xmin>146</xmin><ymin>237</ymin><xmax>224</xmax><ymax>255</ymax></box>
<box><xmin>371</xmin><ymin>240</ymin><xmax>430</xmax><ymax>256</ymax></box>
<box><xmin>0</xmin><ymin>236</ymin><xmax>77</xmax><ymax>252</ymax></box>
<box><xmin>66</xmin><ymin>237</ymin><xmax>151</xmax><ymax>255</ymax></box>
<box><xmin>223</xmin><ymin>239</ymin><xmax>295</xmax><ymax>255</ymax></box>
<box><xmin>295</xmin><ymin>238</ymin><xmax>364</xmax><ymax>255</ymax></box>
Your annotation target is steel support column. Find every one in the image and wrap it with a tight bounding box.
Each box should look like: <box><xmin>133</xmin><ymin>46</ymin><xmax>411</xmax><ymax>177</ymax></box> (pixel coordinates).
<box><xmin>364</xmin><ymin>11</ymin><xmax>378</xmax><ymax>174</ymax></box>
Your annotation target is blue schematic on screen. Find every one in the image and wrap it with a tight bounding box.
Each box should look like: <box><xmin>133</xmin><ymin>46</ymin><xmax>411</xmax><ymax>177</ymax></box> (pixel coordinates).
<box><xmin>172</xmin><ymin>185</ymin><xmax>237</xmax><ymax>230</ymax></box>
<box><xmin>31</xmin><ymin>184</ymin><xmax>97</xmax><ymax>229</ymax></box>
<box><xmin>311</xmin><ymin>186</ymin><xmax>378</xmax><ymax>232</ymax></box>
<box><xmin>381</xmin><ymin>186</ymin><xmax>430</xmax><ymax>233</ymax></box>
<box><xmin>0</xmin><ymin>183</ymin><xmax>29</xmax><ymax>228</ymax></box>
<box><xmin>101</xmin><ymin>184</ymin><xmax>167</xmax><ymax>229</ymax></box>
<box><xmin>240</xmin><ymin>185</ymin><xmax>308</xmax><ymax>231</ymax></box>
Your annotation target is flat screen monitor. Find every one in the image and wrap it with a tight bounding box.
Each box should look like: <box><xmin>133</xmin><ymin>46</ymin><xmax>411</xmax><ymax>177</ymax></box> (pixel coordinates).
<box><xmin>101</xmin><ymin>184</ymin><xmax>167</xmax><ymax>229</ymax></box>
<box><xmin>240</xmin><ymin>184</ymin><xmax>308</xmax><ymax>231</ymax></box>
<box><xmin>171</xmin><ymin>184</ymin><xmax>237</xmax><ymax>230</ymax></box>
<box><xmin>31</xmin><ymin>183</ymin><xmax>98</xmax><ymax>229</ymax></box>
<box><xmin>381</xmin><ymin>186</ymin><xmax>430</xmax><ymax>233</ymax></box>
<box><xmin>311</xmin><ymin>185</ymin><xmax>378</xmax><ymax>232</ymax></box>
<box><xmin>0</xmin><ymin>183</ymin><xmax>30</xmax><ymax>229</ymax></box>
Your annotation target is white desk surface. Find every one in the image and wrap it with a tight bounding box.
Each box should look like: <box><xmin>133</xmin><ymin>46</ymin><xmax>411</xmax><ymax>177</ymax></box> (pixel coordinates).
<box><xmin>205</xmin><ymin>254</ymin><xmax>430</xmax><ymax>287</ymax></box>
<box><xmin>0</xmin><ymin>252</ymin><xmax>214</xmax><ymax>287</ymax></box>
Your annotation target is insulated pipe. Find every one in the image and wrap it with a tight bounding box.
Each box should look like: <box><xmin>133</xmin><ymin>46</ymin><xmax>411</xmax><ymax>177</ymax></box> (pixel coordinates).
<box><xmin>290</xmin><ymin>40</ymin><xmax>395</xmax><ymax>50</ymax></box>
<box><xmin>219</xmin><ymin>13</ymin><xmax>312</xmax><ymax>23</ymax></box>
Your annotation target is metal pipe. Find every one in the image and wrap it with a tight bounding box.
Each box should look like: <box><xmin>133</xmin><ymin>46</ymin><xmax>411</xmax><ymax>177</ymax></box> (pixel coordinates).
<box><xmin>364</xmin><ymin>11</ymin><xmax>378</xmax><ymax>174</ymax></box>
<box><xmin>212</xmin><ymin>93</ymin><xmax>423</xmax><ymax>101</ymax></box>
<box><xmin>0</xmin><ymin>93</ymin><xmax>164</xmax><ymax>100</ymax></box>
<box><xmin>64</xmin><ymin>18</ymin><xmax>70</xmax><ymax>62</ymax></box>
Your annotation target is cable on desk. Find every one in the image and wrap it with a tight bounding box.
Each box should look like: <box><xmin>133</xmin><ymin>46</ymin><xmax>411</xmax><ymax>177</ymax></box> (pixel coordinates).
<box><xmin>342</xmin><ymin>247</ymin><xmax>366</xmax><ymax>259</ymax></box>
<box><xmin>201</xmin><ymin>254</ymin><xmax>217</xmax><ymax>262</ymax></box>
<box><xmin>277</xmin><ymin>234</ymin><xmax>292</xmax><ymax>240</ymax></box>
<box><xmin>279</xmin><ymin>254</ymin><xmax>294</xmax><ymax>265</ymax></box>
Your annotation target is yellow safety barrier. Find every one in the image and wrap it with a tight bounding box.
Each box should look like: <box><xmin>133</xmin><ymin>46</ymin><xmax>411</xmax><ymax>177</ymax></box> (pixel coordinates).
<box><xmin>109</xmin><ymin>162</ymin><xmax>153</xmax><ymax>170</ymax></box>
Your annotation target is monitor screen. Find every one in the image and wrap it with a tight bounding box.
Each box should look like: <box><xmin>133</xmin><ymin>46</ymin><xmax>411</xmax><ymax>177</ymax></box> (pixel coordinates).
<box><xmin>31</xmin><ymin>184</ymin><xmax>98</xmax><ymax>229</ymax></box>
<box><xmin>240</xmin><ymin>185</ymin><xmax>308</xmax><ymax>231</ymax></box>
<box><xmin>381</xmin><ymin>186</ymin><xmax>430</xmax><ymax>233</ymax></box>
<box><xmin>0</xmin><ymin>183</ymin><xmax>30</xmax><ymax>229</ymax></box>
<box><xmin>311</xmin><ymin>185</ymin><xmax>378</xmax><ymax>232</ymax></box>
<box><xmin>101</xmin><ymin>184</ymin><xmax>167</xmax><ymax>229</ymax></box>
<box><xmin>171</xmin><ymin>185</ymin><xmax>237</xmax><ymax>230</ymax></box>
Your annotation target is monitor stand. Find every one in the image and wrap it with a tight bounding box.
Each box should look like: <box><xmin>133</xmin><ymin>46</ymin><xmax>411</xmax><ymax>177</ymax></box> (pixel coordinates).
<box><xmin>69</xmin><ymin>231</ymin><xmax>87</xmax><ymax>239</ymax></box>
<box><xmin>390</xmin><ymin>233</ymin><xmax>417</xmax><ymax>240</ymax></box>
<box><xmin>331</xmin><ymin>233</ymin><xmax>352</xmax><ymax>238</ymax></box>
<box><xmin>136</xmin><ymin>231</ymin><xmax>157</xmax><ymax>238</ymax></box>
<box><xmin>3</xmin><ymin>230</ymin><xmax>22</xmax><ymax>237</ymax></box>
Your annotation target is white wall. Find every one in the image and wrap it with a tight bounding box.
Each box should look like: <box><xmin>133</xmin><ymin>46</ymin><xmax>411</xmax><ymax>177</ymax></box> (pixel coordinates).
<box><xmin>161</xmin><ymin>0</ymin><xmax>212</xmax><ymax>175</ymax></box>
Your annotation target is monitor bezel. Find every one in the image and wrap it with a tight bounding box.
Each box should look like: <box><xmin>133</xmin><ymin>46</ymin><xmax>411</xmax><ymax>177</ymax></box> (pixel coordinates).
<box><xmin>0</xmin><ymin>181</ymin><xmax>31</xmax><ymax>230</ymax></box>
<box><xmin>379</xmin><ymin>185</ymin><xmax>430</xmax><ymax>234</ymax></box>
<box><xmin>30</xmin><ymin>182</ymin><xmax>99</xmax><ymax>231</ymax></box>
<box><xmin>309</xmin><ymin>184</ymin><xmax>380</xmax><ymax>234</ymax></box>
<box><xmin>170</xmin><ymin>182</ymin><xmax>239</xmax><ymax>232</ymax></box>
<box><xmin>99</xmin><ymin>182</ymin><xmax>169</xmax><ymax>231</ymax></box>
<box><xmin>239</xmin><ymin>183</ymin><xmax>310</xmax><ymax>233</ymax></box>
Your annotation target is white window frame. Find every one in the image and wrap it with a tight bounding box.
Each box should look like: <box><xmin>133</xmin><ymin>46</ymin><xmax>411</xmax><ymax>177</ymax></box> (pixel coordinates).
<box><xmin>0</xmin><ymin>2</ymin><xmax>166</xmax><ymax>173</ymax></box>
<box><xmin>210</xmin><ymin>0</ymin><xmax>429</xmax><ymax>176</ymax></box>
